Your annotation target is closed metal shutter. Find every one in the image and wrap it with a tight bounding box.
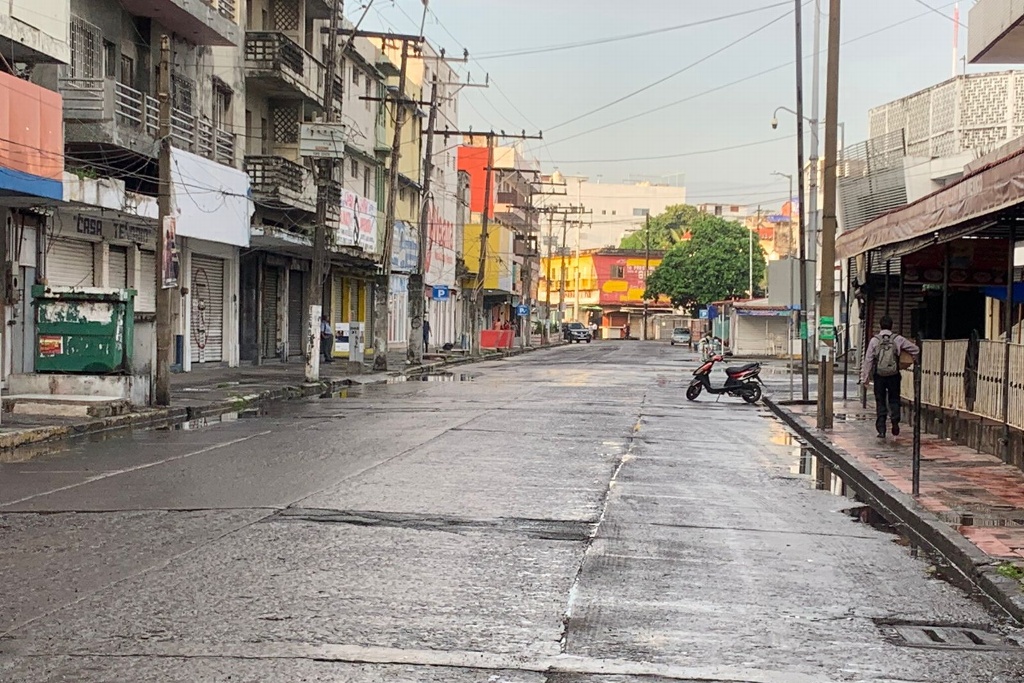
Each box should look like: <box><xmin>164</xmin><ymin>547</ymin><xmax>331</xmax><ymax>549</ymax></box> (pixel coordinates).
<box><xmin>190</xmin><ymin>254</ymin><xmax>225</xmax><ymax>363</ymax></box>
<box><xmin>287</xmin><ymin>269</ymin><xmax>305</xmax><ymax>357</ymax></box>
<box><xmin>137</xmin><ymin>251</ymin><xmax>157</xmax><ymax>313</ymax></box>
<box><xmin>109</xmin><ymin>246</ymin><xmax>128</xmax><ymax>289</ymax></box>
<box><xmin>47</xmin><ymin>239</ymin><xmax>94</xmax><ymax>287</ymax></box>
<box><xmin>331</xmin><ymin>271</ymin><xmax>344</xmax><ymax>322</ymax></box>
<box><xmin>261</xmin><ymin>267</ymin><xmax>280</xmax><ymax>358</ymax></box>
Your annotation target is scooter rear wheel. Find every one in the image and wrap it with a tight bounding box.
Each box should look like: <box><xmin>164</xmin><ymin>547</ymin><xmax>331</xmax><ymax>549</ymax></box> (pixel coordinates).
<box><xmin>686</xmin><ymin>383</ymin><xmax>702</xmax><ymax>401</ymax></box>
<box><xmin>742</xmin><ymin>384</ymin><xmax>762</xmax><ymax>404</ymax></box>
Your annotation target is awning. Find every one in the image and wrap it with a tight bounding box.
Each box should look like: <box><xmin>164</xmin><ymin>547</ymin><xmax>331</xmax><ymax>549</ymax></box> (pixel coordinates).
<box><xmin>836</xmin><ymin>147</ymin><xmax>1024</xmax><ymax>261</ymax></box>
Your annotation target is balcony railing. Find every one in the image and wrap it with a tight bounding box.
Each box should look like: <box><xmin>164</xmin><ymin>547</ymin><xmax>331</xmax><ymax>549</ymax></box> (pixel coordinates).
<box><xmin>217</xmin><ymin>0</ymin><xmax>236</xmax><ymax>21</ymax></box>
<box><xmin>245</xmin><ymin>32</ymin><xmax>325</xmax><ymax>106</ymax></box>
<box><xmin>244</xmin><ymin>155</ymin><xmax>316</xmax><ymax>212</ymax></box>
<box><xmin>60</xmin><ymin>77</ymin><xmax>235</xmax><ymax>166</ymax></box>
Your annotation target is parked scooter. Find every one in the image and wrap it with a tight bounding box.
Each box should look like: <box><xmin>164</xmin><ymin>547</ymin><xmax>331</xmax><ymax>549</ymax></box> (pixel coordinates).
<box><xmin>686</xmin><ymin>354</ymin><xmax>763</xmax><ymax>404</ymax></box>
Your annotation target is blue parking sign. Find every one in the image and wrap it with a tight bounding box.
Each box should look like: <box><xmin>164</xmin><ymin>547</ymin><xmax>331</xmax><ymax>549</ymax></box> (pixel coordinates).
<box><xmin>431</xmin><ymin>285</ymin><xmax>450</xmax><ymax>301</ymax></box>
<box><xmin>515</xmin><ymin>304</ymin><xmax>530</xmax><ymax>317</ymax></box>
<box><xmin>699</xmin><ymin>309</ymin><xmax>709</xmax><ymax>320</ymax></box>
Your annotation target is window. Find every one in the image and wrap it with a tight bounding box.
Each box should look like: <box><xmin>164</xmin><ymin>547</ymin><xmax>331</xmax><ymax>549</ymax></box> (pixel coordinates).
<box><xmin>352</xmin><ymin>65</ymin><xmax>360</xmax><ymax>86</ymax></box>
<box><xmin>363</xmin><ymin>165</ymin><xmax>372</xmax><ymax>198</ymax></box>
<box><xmin>611</xmin><ymin>210</ymin><xmax>616</xmax><ymax>216</ymax></box>
<box><xmin>610</xmin><ymin>265</ymin><xmax>625</xmax><ymax>278</ymax></box>
<box><xmin>212</xmin><ymin>77</ymin><xmax>232</xmax><ymax>131</ymax></box>
<box><xmin>365</xmin><ymin>76</ymin><xmax>372</xmax><ymax>110</ymax></box>
<box><xmin>119</xmin><ymin>54</ymin><xmax>134</xmax><ymax>88</ymax></box>
<box><xmin>400</xmin><ymin>187</ymin><xmax>407</xmax><ymax>202</ymax></box>
<box><xmin>103</xmin><ymin>40</ymin><xmax>116</xmax><ymax>78</ymax></box>
<box><xmin>601</xmin><ymin>209</ymin><xmax>607</xmax><ymax>215</ymax></box>
<box><xmin>171</xmin><ymin>73</ymin><xmax>195</xmax><ymax>115</ymax></box>
<box><xmin>633</xmin><ymin>208</ymin><xmax>649</xmax><ymax>217</ymax></box>
<box><xmin>69</xmin><ymin>16</ymin><xmax>101</xmax><ymax>79</ymax></box>
<box><xmin>350</xmin><ymin>158</ymin><xmax>359</xmax><ymax>179</ymax></box>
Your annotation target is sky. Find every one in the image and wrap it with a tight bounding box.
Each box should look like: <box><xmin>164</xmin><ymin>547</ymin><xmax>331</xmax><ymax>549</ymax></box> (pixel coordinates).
<box><xmin>362</xmin><ymin>0</ymin><xmax>984</xmax><ymax>211</ymax></box>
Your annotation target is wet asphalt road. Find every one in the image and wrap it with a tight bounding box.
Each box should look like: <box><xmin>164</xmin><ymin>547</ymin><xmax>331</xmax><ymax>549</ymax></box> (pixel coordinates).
<box><xmin>1</xmin><ymin>342</ymin><xmax>1023</xmax><ymax>683</ymax></box>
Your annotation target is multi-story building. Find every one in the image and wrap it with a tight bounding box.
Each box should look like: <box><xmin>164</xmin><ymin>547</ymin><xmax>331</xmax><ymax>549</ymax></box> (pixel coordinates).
<box><xmin>16</xmin><ymin>0</ymin><xmax>252</xmax><ymax>392</ymax></box>
<box><xmin>458</xmin><ymin>140</ymin><xmax>539</xmax><ymax>335</ymax></box>
<box><xmin>242</xmin><ymin>4</ymin><xmax>385</xmax><ymax>365</ymax></box>
<box><xmin>541</xmin><ymin>175</ymin><xmax>686</xmax><ymax>250</ymax></box>
<box><xmin>540</xmin><ymin>249</ymin><xmax>671</xmax><ymax>339</ymax></box>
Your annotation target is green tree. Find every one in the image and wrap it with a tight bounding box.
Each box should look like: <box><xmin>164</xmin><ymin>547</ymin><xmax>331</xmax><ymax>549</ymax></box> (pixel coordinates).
<box><xmin>619</xmin><ymin>204</ymin><xmax>701</xmax><ymax>250</ymax></box>
<box><xmin>645</xmin><ymin>215</ymin><xmax>767</xmax><ymax>312</ymax></box>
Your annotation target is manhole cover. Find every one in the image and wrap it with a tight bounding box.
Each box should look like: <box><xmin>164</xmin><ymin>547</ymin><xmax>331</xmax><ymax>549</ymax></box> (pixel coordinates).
<box><xmin>879</xmin><ymin>622</ymin><xmax>1016</xmax><ymax>651</ymax></box>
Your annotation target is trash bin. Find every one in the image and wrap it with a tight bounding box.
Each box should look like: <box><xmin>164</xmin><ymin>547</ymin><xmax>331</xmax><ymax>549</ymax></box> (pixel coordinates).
<box><xmin>33</xmin><ymin>285</ymin><xmax>136</xmax><ymax>373</ymax></box>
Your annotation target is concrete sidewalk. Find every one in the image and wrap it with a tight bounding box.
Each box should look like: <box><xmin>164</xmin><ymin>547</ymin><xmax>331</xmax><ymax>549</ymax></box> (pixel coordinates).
<box><xmin>768</xmin><ymin>396</ymin><xmax>1024</xmax><ymax>623</ymax></box>
<box><xmin>0</xmin><ymin>344</ymin><xmax>558</xmax><ymax>459</ymax></box>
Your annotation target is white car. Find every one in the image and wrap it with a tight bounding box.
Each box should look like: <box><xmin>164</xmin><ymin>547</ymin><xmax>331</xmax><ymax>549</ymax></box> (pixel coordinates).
<box><xmin>670</xmin><ymin>328</ymin><xmax>691</xmax><ymax>346</ymax></box>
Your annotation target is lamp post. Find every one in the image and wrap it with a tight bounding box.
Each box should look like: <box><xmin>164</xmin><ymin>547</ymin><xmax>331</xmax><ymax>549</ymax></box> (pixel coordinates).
<box><xmin>773</xmin><ymin>171</ymin><xmax>795</xmax><ymax>402</ymax></box>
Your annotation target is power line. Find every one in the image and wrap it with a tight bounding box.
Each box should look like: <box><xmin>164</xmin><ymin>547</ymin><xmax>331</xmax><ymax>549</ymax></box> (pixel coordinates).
<box><xmin>544</xmin><ymin>1</ymin><xmax>959</xmax><ymax>148</ymax></box>
<box><xmin>547</xmin><ymin>136</ymin><xmax>795</xmax><ymax>164</ymax></box>
<box><xmin>545</xmin><ymin>7</ymin><xmax>796</xmax><ymax>133</ymax></box>
<box><xmin>473</xmin><ymin>2</ymin><xmax>793</xmax><ymax>60</ymax></box>
<box><xmin>907</xmin><ymin>0</ymin><xmax>967</xmax><ymax>28</ymax></box>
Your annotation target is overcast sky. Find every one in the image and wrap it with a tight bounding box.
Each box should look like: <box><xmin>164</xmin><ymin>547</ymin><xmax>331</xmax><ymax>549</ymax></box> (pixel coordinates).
<box><xmin>364</xmin><ymin>0</ymin><xmax>986</xmax><ymax>210</ymax></box>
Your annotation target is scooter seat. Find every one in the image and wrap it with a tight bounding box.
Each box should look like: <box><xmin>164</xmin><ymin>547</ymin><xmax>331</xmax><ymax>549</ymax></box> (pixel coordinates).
<box><xmin>726</xmin><ymin>363</ymin><xmax>759</xmax><ymax>375</ymax></box>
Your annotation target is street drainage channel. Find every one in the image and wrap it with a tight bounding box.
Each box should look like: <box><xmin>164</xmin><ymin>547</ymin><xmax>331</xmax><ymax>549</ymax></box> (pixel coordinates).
<box><xmin>767</xmin><ymin>422</ymin><xmax>1019</xmax><ymax>618</ymax></box>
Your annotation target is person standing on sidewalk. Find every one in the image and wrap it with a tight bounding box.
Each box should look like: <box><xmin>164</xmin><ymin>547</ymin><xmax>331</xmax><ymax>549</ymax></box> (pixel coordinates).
<box><xmin>422</xmin><ymin>319</ymin><xmax>431</xmax><ymax>354</ymax></box>
<box><xmin>320</xmin><ymin>315</ymin><xmax>334</xmax><ymax>364</ymax></box>
<box><xmin>860</xmin><ymin>315</ymin><xmax>919</xmax><ymax>439</ymax></box>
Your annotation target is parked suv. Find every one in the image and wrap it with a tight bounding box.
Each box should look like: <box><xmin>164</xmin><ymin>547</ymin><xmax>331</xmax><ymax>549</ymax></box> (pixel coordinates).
<box><xmin>670</xmin><ymin>328</ymin><xmax>691</xmax><ymax>346</ymax></box>
<box><xmin>563</xmin><ymin>322</ymin><xmax>593</xmax><ymax>343</ymax></box>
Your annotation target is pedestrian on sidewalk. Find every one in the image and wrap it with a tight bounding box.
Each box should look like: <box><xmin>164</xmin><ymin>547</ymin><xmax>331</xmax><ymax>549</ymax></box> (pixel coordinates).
<box><xmin>320</xmin><ymin>315</ymin><xmax>334</xmax><ymax>364</ymax></box>
<box><xmin>422</xmin><ymin>319</ymin><xmax>431</xmax><ymax>354</ymax></box>
<box><xmin>860</xmin><ymin>315</ymin><xmax>919</xmax><ymax>439</ymax></box>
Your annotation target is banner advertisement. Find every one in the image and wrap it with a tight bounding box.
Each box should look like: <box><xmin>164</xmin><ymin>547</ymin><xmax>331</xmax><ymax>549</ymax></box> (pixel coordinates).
<box><xmin>425</xmin><ymin>204</ymin><xmax>456</xmax><ymax>287</ymax></box>
<box><xmin>335</xmin><ymin>188</ymin><xmax>378</xmax><ymax>253</ymax></box>
<box><xmin>161</xmin><ymin>216</ymin><xmax>180</xmax><ymax>289</ymax></box>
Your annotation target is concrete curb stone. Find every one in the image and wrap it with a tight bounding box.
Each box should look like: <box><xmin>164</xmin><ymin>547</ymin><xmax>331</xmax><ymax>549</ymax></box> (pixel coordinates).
<box><xmin>765</xmin><ymin>396</ymin><xmax>1024</xmax><ymax>623</ymax></box>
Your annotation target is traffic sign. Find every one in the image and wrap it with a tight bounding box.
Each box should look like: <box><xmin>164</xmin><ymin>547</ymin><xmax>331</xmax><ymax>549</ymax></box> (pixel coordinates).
<box><xmin>819</xmin><ymin>316</ymin><xmax>835</xmax><ymax>342</ymax></box>
<box><xmin>515</xmin><ymin>304</ymin><xmax>530</xmax><ymax>317</ymax></box>
<box><xmin>431</xmin><ymin>285</ymin><xmax>450</xmax><ymax>301</ymax></box>
<box><xmin>699</xmin><ymin>309</ymin><xmax>709</xmax><ymax>320</ymax></box>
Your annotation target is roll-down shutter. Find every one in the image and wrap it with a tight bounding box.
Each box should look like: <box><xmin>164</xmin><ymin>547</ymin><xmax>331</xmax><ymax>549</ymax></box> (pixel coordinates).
<box><xmin>190</xmin><ymin>255</ymin><xmax>225</xmax><ymax>363</ymax></box>
<box><xmin>109</xmin><ymin>246</ymin><xmax>128</xmax><ymax>289</ymax></box>
<box><xmin>46</xmin><ymin>239</ymin><xmax>94</xmax><ymax>287</ymax></box>
<box><xmin>136</xmin><ymin>251</ymin><xmax>157</xmax><ymax>313</ymax></box>
<box><xmin>261</xmin><ymin>267</ymin><xmax>280</xmax><ymax>358</ymax></box>
<box><xmin>287</xmin><ymin>269</ymin><xmax>305</xmax><ymax>357</ymax></box>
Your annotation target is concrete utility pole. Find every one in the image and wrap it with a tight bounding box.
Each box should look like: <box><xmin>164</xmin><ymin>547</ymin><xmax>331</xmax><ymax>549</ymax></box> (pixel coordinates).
<box><xmin>306</xmin><ymin>0</ymin><xmax>343</xmax><ymax>382</ymax></box>
<box><xmin>155</xmin><ymin>35</ymin><xmax>173</xmax><ymax>406</ymax></box>
<box><xmin>809</xmin><ymin>0</ymin><xmax>822</xmax><ymax>318</ymax></box>
<box><xmin>643</xmin><ymin>213</ymin><xmax>650</xmax><ymax>341</ymax></box>
<box><xmin>750</xmin><ymin>207</ymin><xmax>760</xmax><ymax>299</ymax></box>
<box><xmin>818</xmin><ymin>0</ymin><xmax>841</xmax><ymax>429</ymax></box>
<box><xmin>794</xmin><ymin>0</ymin><xmax>811</xmax><ymax>402</ymax></box>
<box><xmin>544</xmin><ymin>212</ymin><xmax>554</xmax><ymax>343</ymax></box>
<box><xmin>407</xmin><ymin>71</ymin><xmax>438</xmax><ymax>366</ymax></box>
<box><xmin>372</xmin><ymin>38</ymin><xmax>412</xmax><ymax>371</ymax></box>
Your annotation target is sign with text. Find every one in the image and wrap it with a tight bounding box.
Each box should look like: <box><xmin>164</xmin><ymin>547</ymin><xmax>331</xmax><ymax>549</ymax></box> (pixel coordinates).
<box><xmin>819</xmin><ymin>315</ymin><xmax>835</xmax><ymax>341</ymax></box>
<box><xmin>161</xmin><ymin>216</ymin><xmax>180</xmax><ymax>289</ymax></box>
<box><xmin>425</xmin><ymin>203</ymin><xmax>457</xmax><ymax>287</ymax></box>
<box><xmin>431</xmin><ymin>285</ymin><xmax>450</xmax><ymax>301</ymax></box>
<box><xmin>335</xmin><ymin>188</ymin><xmax>378</xmax><ymax>253</ymax></box>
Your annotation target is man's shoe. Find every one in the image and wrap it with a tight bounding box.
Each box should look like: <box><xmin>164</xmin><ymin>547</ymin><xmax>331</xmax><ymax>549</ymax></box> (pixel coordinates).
<box><xmin>876</xmin><ymin>432</ymin><xmax>886</xmax><ymax>439</ymax></box>
<box><xmin>892</xmin><ymin>424</ymin><xmax>900</xmax><ymax>436</ymax></box>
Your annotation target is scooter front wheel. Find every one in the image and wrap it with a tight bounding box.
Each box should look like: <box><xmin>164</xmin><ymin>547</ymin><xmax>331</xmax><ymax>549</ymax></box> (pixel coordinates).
<box><xmin>742</xmin><ymin>384</ymin><xmax>762</xmax><ymax>404</ymax></box>
<box><xmin>686</xmin><ymin>382</ymin><xmax>703</xmax><ymax>401</ymax></box>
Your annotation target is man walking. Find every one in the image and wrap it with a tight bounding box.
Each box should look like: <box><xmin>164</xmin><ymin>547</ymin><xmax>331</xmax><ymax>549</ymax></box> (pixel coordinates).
<box><xmin>320</xmin><ymin>315</ymin><xmax>334</xmax><ymax>364</ymax></box>
<box><xmin>422</xmin><ymin>318</ymin><xmax>431</xmax><ymax>354</ymax></box>
<box><xmin>860</xmin><ymin>315</ymin><xmax>919</xmax><ymax>439</ymax></box>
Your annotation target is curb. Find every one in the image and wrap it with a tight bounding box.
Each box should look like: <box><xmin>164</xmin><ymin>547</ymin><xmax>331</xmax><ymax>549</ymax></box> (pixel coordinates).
<box><xmin>0</xmin><ymin>342</ymin><xmax>564</xmax><ymax>458</ymax></box>
<box><xmin>764</xmin><ymin>396</ymin><xmax>1024</xmax><ymax>623</ymax></box>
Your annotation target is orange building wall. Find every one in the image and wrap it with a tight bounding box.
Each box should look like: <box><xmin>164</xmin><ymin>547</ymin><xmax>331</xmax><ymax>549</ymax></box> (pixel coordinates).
<box><xmin>0</xmin><ymin>70</ymin><xmax>64</xmax><ymax>182</ymax></box>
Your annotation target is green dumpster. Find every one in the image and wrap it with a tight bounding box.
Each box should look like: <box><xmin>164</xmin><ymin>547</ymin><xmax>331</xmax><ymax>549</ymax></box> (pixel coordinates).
<box><xmin>33</xmin><ymin>285</ymin><xmax>136</xmax><ymax>373</ymax></box>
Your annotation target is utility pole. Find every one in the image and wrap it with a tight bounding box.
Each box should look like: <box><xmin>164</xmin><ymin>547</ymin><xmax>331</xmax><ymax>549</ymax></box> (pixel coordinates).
<box><xmin>408</xmin><ymin>71</ymin><xmax>439</xmax><ymax>366</ymax></box>
<box><xmin>559</xmin><ymin>214</ymin><xmax>568</xmax><ymax>322</ymax></box>
<box><xmin>643</xmin><ymin>213</ymin><xmax>650</xmax><ymax>341</ymax></box>
<box><xmin>155</xmin><ymin>35</ymin><xmax>173</xmax><ymax>406</ymax></box>
<box><xmin>372</xmin><ymin>38</ymin><xmax>413</xmax><ymax>371</ymax></box>
<box><xmin>809</xmin><ymin>0</ymin><xmax>822</xmax><ymax>376</ymax></box>
<box><xmin>818</xmin><ymin>0</ymin><xmax>841</xmax><ymax>429</ymax></box>
<box><xmin>794</xmin><ymin>0</ymin><xmax>811</xmax><ymax>402</ymax></box>
<box><xmin>543</xmin><ymin>212</ymin><xmax>554</xmax><ymax>344</ymax></box>
<box><xmin>474</xmin><ymin>134</ymin><xmax>496</xmax><ymax>355</ymax></box>
<box><xmin>751</xmin><ymin>207</ymin><xmax>761</xmax><ymax>298</ymax></box>
<box><xmin>305</xmin><ymin>0</ymin><xmax>343</xmax><ymax>382</ymax></box>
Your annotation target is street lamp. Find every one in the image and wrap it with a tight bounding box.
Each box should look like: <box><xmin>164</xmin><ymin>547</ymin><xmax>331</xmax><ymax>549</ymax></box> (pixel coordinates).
<box><xmin>772</xmin><ymin>171</ymin><xmax>796</xmax><ymax>402</ymax></box>
<box><xmin>772</xmin><ymin>106</ymin><xmax>845</xmax><ymax>150</ymax></box>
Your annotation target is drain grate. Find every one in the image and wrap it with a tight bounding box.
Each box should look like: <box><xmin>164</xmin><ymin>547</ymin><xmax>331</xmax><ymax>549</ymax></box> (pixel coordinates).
<box><xmin>880</xmin><ymin>622</ymin><xmax>1016</xmax><ymax>651</ymax></box>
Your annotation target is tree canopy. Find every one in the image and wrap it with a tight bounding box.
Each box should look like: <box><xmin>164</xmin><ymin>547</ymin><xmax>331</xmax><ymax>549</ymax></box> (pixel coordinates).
<box><xmin>644</xmin><ymin>209</ymin><xmax>767</xmax><ymax>312</ymax></box>
<box><xmin>619</xmin><ymin>204</ymin><xmax>701</xmax><ymax>250</ymax></box>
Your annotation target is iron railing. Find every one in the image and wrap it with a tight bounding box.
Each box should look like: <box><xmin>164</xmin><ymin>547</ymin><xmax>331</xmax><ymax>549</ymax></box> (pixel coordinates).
<box><xmin>59</xmin><ymin>77</ymin><xmax>236</xmax><ymax>166</ymax></box>
<box><xmin>244</xmin><ymin>32</ymin><xmax>325</xmax><ymax>105</ymax></box>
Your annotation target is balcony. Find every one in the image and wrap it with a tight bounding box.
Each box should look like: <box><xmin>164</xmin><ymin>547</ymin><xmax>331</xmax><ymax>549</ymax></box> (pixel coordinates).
<box><xmin>119</xmin><ymin>0</ymin><xmax>239</xmax><ymax>47</ymax></box>
<box><xmin>245</xmin><ymin>32</ymin><xmax>325</xmax><ymax>107</ymax></box>
<box><xmin>514</xmin><ymin>236</ymin><xmax>539</xmax><ymax>258</ymax></box>
<box><xmin>969</xmin><ymin>0</ymin><xmax>1024</xmax><ymax>63</ymax></box>
<box><xmin>59</xmin><ymin>77</ymin><xmax>235</xmax><ymax>166</ymax></box>
<box><xmin>306</xmin><ymin>0</ymin><xmax>333</xmax><ymax>20</ymax></box>
<box><xmin>244</xmin><ymin>155</ymin><xmax>316</xmax><ymax>213</ymax></box>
